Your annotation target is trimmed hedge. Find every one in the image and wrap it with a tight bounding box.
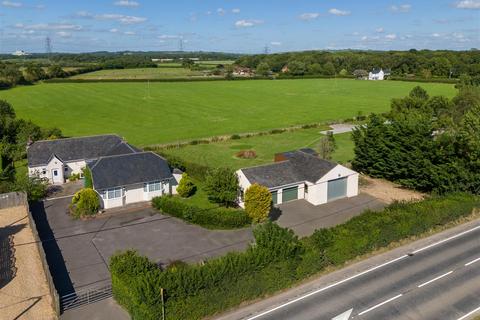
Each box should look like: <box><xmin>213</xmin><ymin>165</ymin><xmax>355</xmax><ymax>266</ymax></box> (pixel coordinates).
<box><xmin>112</xmin><ymin>193</ymin><xmax>479</xmax><ymax>320</ymax></box>
<box><xmin>152</xmin><ymin>195</ymin><xmax>251</xmax><ymax>229</ymax></box>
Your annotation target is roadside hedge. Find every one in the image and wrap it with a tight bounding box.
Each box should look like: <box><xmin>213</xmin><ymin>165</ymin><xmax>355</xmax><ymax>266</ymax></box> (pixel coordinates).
<box><xmin>152</xmin><ymin>195</ymin><xmax>251</xmax><ymax>229</ymax></box>
<box><xmin>111</xmin><ymin>193</ymin><xmax>479</xmax><ymax>320</ymax></box>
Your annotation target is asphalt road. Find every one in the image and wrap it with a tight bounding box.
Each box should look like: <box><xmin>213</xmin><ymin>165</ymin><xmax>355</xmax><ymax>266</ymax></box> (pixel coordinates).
<box><xmin>237</xmin><ymin>225</ymin><xmax>480</xmax><ymax>320</ymax></box>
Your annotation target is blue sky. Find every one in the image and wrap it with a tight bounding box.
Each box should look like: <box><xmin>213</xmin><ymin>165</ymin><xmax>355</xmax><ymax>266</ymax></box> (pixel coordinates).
<box><xmin>0</xmin><ymin>0</ymin><xmax>479</xmax><ymax>53</ymax></box>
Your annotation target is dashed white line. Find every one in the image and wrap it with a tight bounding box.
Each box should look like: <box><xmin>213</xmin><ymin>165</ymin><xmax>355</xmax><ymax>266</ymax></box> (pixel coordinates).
<box><xmin>357</xmin><ymin>294</ymin><xmax>403</xmax><ymax>316</ymax></box>
<box><xmin>457</xmin><ymin>305</ymin><xmax>480</xmax><ymax>320</ymax></box>
<box><xmin>417</xmin><ymin>271</ymin><xmax>453</xmax><ymax>288</ymax></box>
<box><xmin>465</xmin><ymin>257</ymin><xmax>480</xmax><ymax>267</ymax></box>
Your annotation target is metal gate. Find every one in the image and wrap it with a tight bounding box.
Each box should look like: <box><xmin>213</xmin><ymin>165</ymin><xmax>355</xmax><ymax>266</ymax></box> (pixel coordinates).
<box><xmin>60</xmin><ymin>284</ymin><xmax>112</xmax><ymax>312</ymax></box>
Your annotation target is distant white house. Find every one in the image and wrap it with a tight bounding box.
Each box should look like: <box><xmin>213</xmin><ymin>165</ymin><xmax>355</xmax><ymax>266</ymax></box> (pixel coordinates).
<box><xmin>368</xmin><ymin>68</ymin><xmax>391</xmax><ymax>81</ymax></box>
<box><xmin>236</xmin><ymin>149</ymin><xmax>359</xmax><ymax>208</ymax></box>
<box><xmin>12</xmin><ymin>50</ymin><xmax>29</xmax><ymax>56</ymax></box>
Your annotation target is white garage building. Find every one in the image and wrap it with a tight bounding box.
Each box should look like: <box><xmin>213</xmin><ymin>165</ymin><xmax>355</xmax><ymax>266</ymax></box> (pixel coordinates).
<box><xmin>236</xmin><ymin>149</ymin><xmax>358</xmax><ymax>207</ymax></box>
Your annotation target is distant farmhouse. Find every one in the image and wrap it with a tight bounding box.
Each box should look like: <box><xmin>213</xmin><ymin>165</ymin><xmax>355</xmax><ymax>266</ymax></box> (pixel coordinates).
<box><xmin>368</xmin><ymin>68</ymin><xmax>391</xmax><ymax>80</ymax></box>
<box><xmin>27</xmin><ymin>135</ymin><xmax>177</xmax><ymax>209</ymax></box>
<box><xmin>236</xmin><ymin>149</ymin><xmax>359</xmax><ymax>207</ymax></box>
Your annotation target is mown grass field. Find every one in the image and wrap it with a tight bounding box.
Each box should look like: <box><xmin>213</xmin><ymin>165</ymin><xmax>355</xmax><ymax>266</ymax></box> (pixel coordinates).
<box><xmin>162</xmin><ymin>128</ymin><xmax>355</xmax><ymax>169</ymax></box>
<box><xmin>70</xmin><ymin>67</ymin><xmax>208</xmax><ymax>80</ymax></box>
<box><xmin>0</xmin><ymin>79</ymin><xmax>455</xmax><ymax>146</ymax></box>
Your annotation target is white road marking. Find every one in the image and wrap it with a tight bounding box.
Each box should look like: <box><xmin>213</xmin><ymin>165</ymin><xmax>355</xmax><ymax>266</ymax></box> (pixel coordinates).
<box><xmin>244</xmin><ymin>255</ymin><xmax>408</xmax><ymax>320</ymax></box>
<box><xmin>357</xmin><ymin>294</ymin><xmax>403</xmax><ymax>316</ymax></box>
<box><xmin>412</xmin><ymin>225</ymin><xmax>480</xmax><ymax>254</ymax></box>
<box><xmin>417</xmin><ymin>271</ymin><xmax>453</xmax><ymax>288</ymax></box>
<box><xmin>457</xmin><ymin>306</ymin><xmax>480</xmax><ymax>320</ymax></box>
<box><xmin>243</xmin><ymin>224</ymin><xmax>480</xmax><ymax>320</ymax></box>
<box><xmin>465</xmin><ymin>257</ymin><xmax>480</xmax><ymax>267</ymax></box>
<box><xmin>332</xmin><ymin>308</ymin><xmax>353</xmax><ymax>320</ymax></box>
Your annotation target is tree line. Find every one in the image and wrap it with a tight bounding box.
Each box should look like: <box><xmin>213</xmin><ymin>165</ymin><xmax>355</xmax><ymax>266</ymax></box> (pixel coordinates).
<box><xmin>0</xmin><ymin>100</ymin><xmax>62</xmax><ymax>199</ymax></box>
<box><xmin>236</xmin><ymin>49</ymin><xmax>480</xmax><ymax>79</ymax></box>
<box><xmin>352</xmin><ymin>79</ymin><xmax>480</xmax><ymax>195</ymax></box>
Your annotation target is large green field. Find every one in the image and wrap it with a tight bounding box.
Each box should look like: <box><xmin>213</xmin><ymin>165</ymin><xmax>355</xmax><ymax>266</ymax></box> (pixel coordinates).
<box><xmin>0</xmin><ymin>79</ymin><xmax>455</xmax><ymax>146</ymax></box>
<box><xmin>162</xmin><ymin>128</ymin><xmax>355</xmax><ymax>169</ymax></box>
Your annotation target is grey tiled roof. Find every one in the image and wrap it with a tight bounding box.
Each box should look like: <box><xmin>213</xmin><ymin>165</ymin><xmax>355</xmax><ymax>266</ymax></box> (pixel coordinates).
<box><xmin>88</xmin><ymin>152</ymin><xmax>173</xmax><ymax>190</ymax></box>
<box><xmin>240</xmin><ymin>149</ymin><xmax>337</xmax><ymax>189</ymax></box>
<box><xmin>27</xmin><ymin>135</ymin><xmax>138</xmax><ymax>167</ymax></box>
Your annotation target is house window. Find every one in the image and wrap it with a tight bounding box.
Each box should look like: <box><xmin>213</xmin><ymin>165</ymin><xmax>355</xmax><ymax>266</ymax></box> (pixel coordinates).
<box><xmin>42</xmin><ymin>169</ymin><xmax>46</xmax><ymax>175</ymax></box>
<box><xmin>64</xmin><ymin>167</ymin><xmax>68</xmax><ymax>172</ymax></box>
<box><xmin>107</xmin><ymin>187</ymin><xmax>123</xmax><ymax>199</ymax></box>
<box><xmin>145</xmin><ymin>181</ymin><xmax>161</xmax><ymax>192</ymax></box>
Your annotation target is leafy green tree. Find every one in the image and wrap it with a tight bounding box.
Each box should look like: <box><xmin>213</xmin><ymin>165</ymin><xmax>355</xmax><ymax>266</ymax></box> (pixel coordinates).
<box><xmin>287</xmin><ymin>60</ymin><xmax>306</xmax><ymax>76</ymax></box>
<box><xmin>253</xmin><ymin>221</ymin><xmax>303</xmax><ymax>260</ymax></box>
<box><xmin>0</xmin><ymin>64</ymin><xmax>22</xmax><ymax>86</ymax></box>
<box><xmin>244</xmin><ymin>184</ymin><xmax>271</xmax><ymax>223</ymax></box>
<box><xmin>47</xmin><ymin>64</ymin><xmax>66</xmax><ymax>78</ymax></box>
<box><xmin>307</xmin><ymin>63</ymin><xmax>322</xmax><ymax>75</ymax></box>
<box><xmin>409</xmin><ymin>86</ymin><xmax>429</xmax><ymax>100</ymax></box>
<box><xmin>71</xmin><ymin>188</ymin><xmax>100</xmax><ymax>218</ymax></box>
<box><xmin>323</xmin><ymin>62</ymin><xmax>336</xmax><ymax>76</ymax></box>
<box><xmin>176</xmin><ymin>173</ymin><xmax>196</xmax><ymax>197</ymax></box>
<box><xmin>24</xmin><ymin>64</ymin><xmax>46</xmax><ymax>82</ymax></box>
<box><xmin>318</xmin><ymin>131</ymin><xmax>336</xmax><ymax>160</ymax></box>
<box><xmin>14</xmin><ymin>175</ymin><xmax>48</xmax><ymax>201</ymax></box>
<box><xmin>255</xmin><ymin>62</ymin><xmax>271</xmax><ymax>77</ymax></box>
<box><xmin>204</xmin><ymin>167</ymin><xmax>239</xmax><ymax>207</ymax></box>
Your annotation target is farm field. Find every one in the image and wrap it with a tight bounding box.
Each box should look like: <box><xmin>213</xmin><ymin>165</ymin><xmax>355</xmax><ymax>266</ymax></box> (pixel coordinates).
<box><xmin>70</xmin><ymin>67</ymin><xmax>209</xmax><ymax>80</ymax></box>
<box><xmin>161</xmin><ymin>129</ymin><xmax>355</xmax><ymax>170</ymax></box>
<box><xmin>0</xmin><ymin>79</ymin><xmax>456</xmax><ymax>146</ymax></box>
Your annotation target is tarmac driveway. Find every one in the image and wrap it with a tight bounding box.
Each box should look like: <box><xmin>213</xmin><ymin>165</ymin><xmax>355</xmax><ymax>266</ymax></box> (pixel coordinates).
<box><xmin>275</xmin><ymin>193</ymin><xmax>386</xmax><ymax>237</ymax></box>
<box><xmin>31</xmin><ymin>197</ymin><xmax>253</xmax><ymax>296</ymax></box>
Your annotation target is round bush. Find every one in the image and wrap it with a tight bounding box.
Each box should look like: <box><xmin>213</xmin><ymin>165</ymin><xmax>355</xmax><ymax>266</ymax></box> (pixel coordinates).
<box><xmin>71</xmin><ymin>188</ymin><xmax>100</xmax><ymax>218</ymax></box>
<box><xmin>176</xmin><ymin>173</ymin><xmax>196</xmax><ymax>198</ymax></box>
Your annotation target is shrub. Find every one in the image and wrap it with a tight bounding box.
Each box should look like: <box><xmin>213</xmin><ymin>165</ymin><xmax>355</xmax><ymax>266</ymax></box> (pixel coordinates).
<box><xmin>68</xmin><ymin>173</ymin><xmax>80</xmax><ymax>182</ymax></box>
<box><xmin>230</xmin><ymin>134</ymin><xmax>241</xmax><ymax>140</ymax></box>
<box><xmin>176</xmin><ymin>173</ymin><xmax>196</xmax><ymax>198</ymax></box>
<box><xmin>14</xmin><ymin>175</ymin><xmax>48</xmax><ymax>201</ymax></box>
<box><xmin>204</xmin><ymin>167</ymin><xmax>239</xmax><ymax>207</ymax></box>
<box><xmin>235</xmin><ymin>150</ymin><xmax>257</xmax><ymax>159</ymax></box>
<box><xmin>70</xmin><ymin>188</ymin><xmax>100</xmax><ymax>219</ymax></box>
<box><xmin>82</xmin><ymin>167</ymin><xmax>93</xmax><ymax>188</ymax></box>
<box><xmin>244</xmin><ymin>184</ymin><xmax>271</xmax><ymax>223</ymax></box>
<box><xmin>152</xmin><ymin>195</ymin><xmax>251</xmax><ymax>229</ymax></box>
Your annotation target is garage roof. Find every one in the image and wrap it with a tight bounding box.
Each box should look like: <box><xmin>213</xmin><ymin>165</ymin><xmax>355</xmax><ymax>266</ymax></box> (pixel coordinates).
<box><xmin>240</xmin><ymin>149</ymin><xmax>337</xmax><ymax>188</ymax></box>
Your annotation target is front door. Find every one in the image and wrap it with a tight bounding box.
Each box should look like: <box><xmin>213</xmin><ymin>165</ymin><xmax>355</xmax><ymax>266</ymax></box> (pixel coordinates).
<box><xmin>51</xmin><ymin>168</ymin><xmax>62</xmax><ymax>184</ymax></box>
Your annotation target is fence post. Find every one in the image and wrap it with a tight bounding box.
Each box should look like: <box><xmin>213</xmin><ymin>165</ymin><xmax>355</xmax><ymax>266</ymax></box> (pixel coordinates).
<box><xmin>161</xmin><ymin>288</ymin><xmax>165</xmax><ymax>320</ymax></box>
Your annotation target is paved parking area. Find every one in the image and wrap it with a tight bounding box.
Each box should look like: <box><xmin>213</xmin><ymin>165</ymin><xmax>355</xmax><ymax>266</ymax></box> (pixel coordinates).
<box><xmin>275</xmin><ymin>194</ymin><xmax>386</xmax><ymax>237</ymax></box>
<box><xmin>31</xmin><ymin>197</ymin><xmax>253</xmax><ymax>296</ymax></box>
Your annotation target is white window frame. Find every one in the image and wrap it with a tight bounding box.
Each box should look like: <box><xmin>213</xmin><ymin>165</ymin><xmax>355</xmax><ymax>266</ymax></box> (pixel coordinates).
<box><xmin>144</xmin><ymin>181</ymin><xmax>162</xmax><ymax>193</ymax></box>
<box><xmin>106</xmin><ymin>187</ymin><xmax>123</xmax><ymax>199</ymax></box>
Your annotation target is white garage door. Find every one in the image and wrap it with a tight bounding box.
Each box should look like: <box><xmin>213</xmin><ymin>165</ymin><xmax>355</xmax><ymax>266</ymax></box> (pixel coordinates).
<box><xmin>327</xmin><ymin>177</ymin><xmax>347</xmax><ymax>202</ymax></box>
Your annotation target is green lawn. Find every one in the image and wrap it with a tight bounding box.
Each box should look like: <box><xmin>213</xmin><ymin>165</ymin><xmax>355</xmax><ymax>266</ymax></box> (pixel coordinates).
<box><xmin>0</xmin><ymin>79</ymin><xmax>455</xmax><ymax>146</ymax></box>
<box><xmin>70</xmin><ymin>67</ymin><xmax>207</xmax><ymax>80</ymax></box>
<box><xmin>162</xmin><ymin>128</ymin><xmax>355</xmax><ymax>170</ymax></box>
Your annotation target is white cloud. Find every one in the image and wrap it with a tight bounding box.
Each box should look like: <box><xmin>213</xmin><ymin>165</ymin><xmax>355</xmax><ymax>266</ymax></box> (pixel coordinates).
<box><xmin>432</xmin><ymin>33</ymin><xmax>441</xmax><ymax>37</ymax></box>
<box><xmin>455</xmin><ymin>0</ymin><xmax>480</xmax><ymax>9</ymax></box>
<box><xmin>232</xmin><ymin>8</ymin><xmax>240</xmax><ymax>14</ymax></box>
<box><xmin>235</xmin><ymin>19</ymin><xmax>263</xmax><ymax>27</ymax></box>
<box><xmin>217</xmin><ymin>8</ymin><xmax>226</xmax><ymax>15</ymax></box>
<box><xmin>76</xmin><ymin>11</ymin><xmax>147</xmax><ymax>24</ymax></box>
<box><xmin>56</xmin><ymin>31</ymin><xmax>71</xmax><ymax>38</ymax></box>
<box><xmin>390</xmin><ymin>4</ymin><xmax>411</xmax><ymax>12</ymax></box>
<box><xmin>385</xmin><ymin>33</ymin><xmax>397</xmax><ymax>40</ymax></box>
<box><xmin>2</xmin><ymin>1</ymin><xmax>22</xmax><ymax>7</ymax></box>
<box><xmin>270</xmin><ymin>41</ymin><xmax>282</xmax><ymax>46</ymax></box>
<box><xmin>15</xmin><ymin>23</ymin><xmax>82</xmax><ymax>31</ymax></box>
<box><xmin>114</xmin><ymin>0</ymin><xmax>139</xmax><ymax>7</ymax></box>
<box><xmin>124</xmin><ymin>31</ymin><xmax>135</xmax><ymax>35</ymax></box>
<box><xmin>109</xmin><ymin>28</ymin><xmax>119</xmax><ymax>33</ymax></box>
<box><xmin>328</xmin><ymin>8</ymin><xmax>351</xmax><ymax>16</ymax></box>
<box><xmin>299</xmin><ymin>12</ymin><xmax>320</xmax><ymax>20</ymax></box>
<box><xmin>206</xmin><ymin>11</ymin><xmax>212</xmax><ymax>15</ymax></box>
<box><xmin>376</xmin><ymin>27</ymin><xmax>384</xmax><ymax>33</ymax></box>
<box><xmin>158</xmin><ymin>34</ymin><xmax>179</xmax><ymax>39</ymax></box>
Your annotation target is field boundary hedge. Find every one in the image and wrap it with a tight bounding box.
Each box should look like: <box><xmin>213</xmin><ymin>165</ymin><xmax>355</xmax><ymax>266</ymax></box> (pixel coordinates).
<box><xmin>389</xmin><ymin>76</ymin><xmax>458</xmax><ymax>84</ymax></box>
<box><xmin>111</xmin><ymin>193</ymin><xmax>480</xmax><ymax>320</ymax></box>
<box><xmin>152</xmin><ymin>195</ymin><xmax>251</xmax><ymax>229</ymax></box>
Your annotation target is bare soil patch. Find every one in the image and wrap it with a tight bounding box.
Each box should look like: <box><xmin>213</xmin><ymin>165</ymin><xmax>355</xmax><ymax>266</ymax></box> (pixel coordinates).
<box><xmin>360</xmin><ymin>175</ymin><xmax>425</xmax><ymax>204</ymax></box>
